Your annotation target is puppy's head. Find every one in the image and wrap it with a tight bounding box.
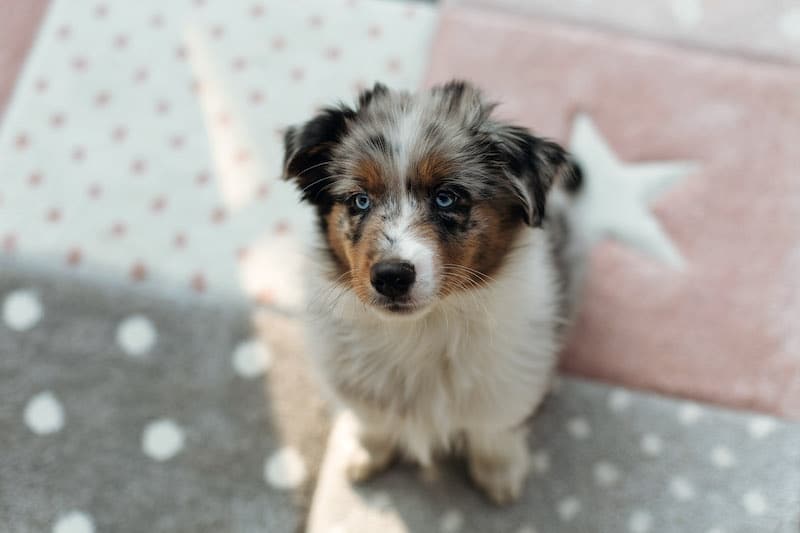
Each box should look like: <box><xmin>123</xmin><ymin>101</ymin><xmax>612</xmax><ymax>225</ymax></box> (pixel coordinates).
<box><xmin>283</xmin><ymin>80</ymin><xmax>574</xmax><ymax>318</ymax></box>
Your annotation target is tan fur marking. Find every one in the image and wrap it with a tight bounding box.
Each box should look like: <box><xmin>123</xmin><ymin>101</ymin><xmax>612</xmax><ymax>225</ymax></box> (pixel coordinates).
<box><xmin>415</xmin><ymin>153</ymin><xmax>454</xmax><ymax>188</ymax></box>
<box><xmin>325</xmin><ymin>204</ymin><xmax>352</xmax><ymax>277</ymax></box>
<box><xmin>354</xmin><ymin>158</ymin><xmax>387</xmax><ymax>195</ymax></box>
<box><xmin>439</xmin><ymin>202</ymin><xmax>523</xmax><ymax>296</ymax></box>
<box><xmin>351</xmin><ymin>216</ymin><xmax>384</xmax><ymax>305</ymax></box>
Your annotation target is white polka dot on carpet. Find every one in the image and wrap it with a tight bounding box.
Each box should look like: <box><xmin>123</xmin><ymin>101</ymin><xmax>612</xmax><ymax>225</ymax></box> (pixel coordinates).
<box><xmin>742</xmin><ymin>490</ymin><xmax>768</xmax><ymax>516</ymax></box>
<box><xmin>141</xmin><ymin>418</ymin><xmax>185</xmax><ymax>462</ymax></box>
<box><xmin>232</xmin><ymin>338</ymin><xmax>272</xmax><ymax>378</ymax></box>
<box><xmin>608</xmin><ymin>389</ymin><xmax>632</xmax><ymax>412</ymax></box>
<box><xmin>52</xmin><ymin>510</ymin><xmax>95</xmax><ymax>533</ymax></box>
<box><xmin>566</xmin><ymin>417</ymin><xmax>591</xmax><ymax>439</ymax></box>
<box><xmin>669</xmin><ymin>475</ymin><xmax>696</xmax><ymax>501</ymax></box>
<box><xmin>678</xmin><ymin>403</ymin><xmax>704</xmax><ymax>425</ymax></box>
<box><xmin>593</xmin><ymin>460</ymin><xmax>621</xmax><ymax>487</ymax></box>
<box><xmin>265</xmin><ymin>446</ymin><xmax>307</xmax><ymax>490</ymax></box>
<box><xmin>748</xmin><ymin>416</ymin><xmax>778</xmax><ymax>439</ymax></box>
<box><xmin>628</xmin><ymin>510</ymin><xmax>653</xmax><ymax>533</ymax></box>
<box><xmin>116</xmin><ymin>314</ymin><xmax>157</xmax><ymax>357</ymax></box>
<box><xmin>439</xmin><ymin>509</ymin><xmax>464</xmax><ymax>533</ymax></box>
<box><xmin>710</xmin><ymin>446</ymin><xmax>736</xmax><ymax>469</ymax></box>
<box><xmin>24</xmin><ymin>391</ymin><xmax>65</xmax><ymax>435</ymax></box>
<box><xmin>3</xmin><ymin>289</ymin><xmax>43</xmax><ymax>331</ymax></box>
<box><xmin>557</xmin><ymin>496</ymin><xmax>581</xmax><ymax>522</ymax></box>
<box><xmin>530</xmin><ymin>449</ymin><xmax>550</xmax><ymax>475</ymax></box>
<box><xmin>641</xmin><ymin>433</ymin><xmax>664</xmax><ymax>457</ymax></box>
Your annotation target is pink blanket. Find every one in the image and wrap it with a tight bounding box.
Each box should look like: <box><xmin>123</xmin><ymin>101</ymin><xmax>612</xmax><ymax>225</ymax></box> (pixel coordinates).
<box><xmin>425</xmin><ymin>5</ymin><xmax>800</xmax><ymax>418</ymax></box>
<box><xmin>453</xmin><ymin>0</ymin><xmax>800</xmax><ymax>64</ymax></box>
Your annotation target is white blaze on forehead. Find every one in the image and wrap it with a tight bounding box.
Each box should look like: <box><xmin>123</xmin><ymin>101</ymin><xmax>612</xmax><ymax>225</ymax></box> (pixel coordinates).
<box><xmin>390</xmin><ymin>104</ymin><xmax>425</xmax><ymax>182</ymax></box>
<box><xmin>386</xmin><ymin>196</ymin><xmax>437</xmax><ymax>297</ymax></box>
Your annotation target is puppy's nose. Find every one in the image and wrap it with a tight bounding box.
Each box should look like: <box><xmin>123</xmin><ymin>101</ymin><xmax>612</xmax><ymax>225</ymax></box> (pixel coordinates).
<box><xmin>370</xmin><ymin>261</ymin><xmax>416</xmax><ymax>298</ymax></box>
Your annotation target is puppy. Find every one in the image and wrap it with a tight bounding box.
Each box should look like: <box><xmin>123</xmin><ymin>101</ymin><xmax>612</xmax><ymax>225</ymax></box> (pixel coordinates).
<box><xmin>282</xmin><ymin>81</ymin><xmax>582</xmax><ymax>504</ymax></box>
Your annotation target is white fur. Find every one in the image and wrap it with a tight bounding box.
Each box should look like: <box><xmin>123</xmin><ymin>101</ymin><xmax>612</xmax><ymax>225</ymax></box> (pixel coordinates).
<box><xmin>383</xmin><ymin>197</ymin><xmax>437</xmax><ymax>304</ymax></box>
<box><xmin>391</xmin><ymin>105</ymin><xmax>425</xmax><ymax>182</ymax></box>
<box><xmin>303</xmin><ymin>227</ymin><xmax>561</xmax><ymax>468</ymax></box>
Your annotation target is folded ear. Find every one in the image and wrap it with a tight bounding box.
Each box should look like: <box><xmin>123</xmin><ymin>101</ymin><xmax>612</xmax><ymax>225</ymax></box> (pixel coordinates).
<box><xmin>282</xmin><ymin>105</ymin><xmax>355</xmax><ymax>203</ymax></box>
<box><xmin>493</xmin><ymin>125</ymin><xmax>577</xmax><ymax>226</ymax></box>
<box><xmin>357</xmin><ymin>82</ymin><xmax>389</xmax><ymax>109</ymax></box>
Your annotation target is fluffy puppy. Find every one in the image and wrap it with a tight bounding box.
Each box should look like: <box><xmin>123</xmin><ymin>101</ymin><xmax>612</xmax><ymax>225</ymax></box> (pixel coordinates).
<box><xmin>282</xmin><ymin>80</ymin><xmax>582</xmax><ymax>504</ymax></box>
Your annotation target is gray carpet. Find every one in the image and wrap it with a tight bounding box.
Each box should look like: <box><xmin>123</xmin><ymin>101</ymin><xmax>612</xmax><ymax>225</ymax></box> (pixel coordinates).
<box><xmin>0</xmin><ymin>260</ymin><xmax>328</xmax><ymax>533</ymax></box>
<box><xmin>4</xmin><ymin>258</ymin><xmax>800</xmax><ymax>533</ymax></box>
<box><xmin>309</xmin><ymin>379</ymin><xmax>800</xmax><ymax>533</ymax></box>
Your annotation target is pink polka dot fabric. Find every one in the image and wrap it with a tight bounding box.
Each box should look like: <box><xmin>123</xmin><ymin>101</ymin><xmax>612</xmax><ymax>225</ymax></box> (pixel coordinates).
<box><xmin>0</xmin><ymin>0</ymin><xmax>436</xmax><ymax>308</ymax></box>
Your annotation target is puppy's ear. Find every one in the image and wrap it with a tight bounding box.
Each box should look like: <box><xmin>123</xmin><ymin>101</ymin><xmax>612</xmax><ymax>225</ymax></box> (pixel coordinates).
<box><xmin>494</xmin><ymin>126</ymin><xmax>577</xmax><ymax>226</ymax></box>
<box><xmin>283</xmin><ymin>105</ymin><xmax>356</xmax><ymax>203</ymax></box>
<box><xmin>357</xmin><ymin>82</ymin><xmax>389</xmax><ymax>109</ymax></box>
<box><xmin>435</xmin><ymin>79</ymin><xmax>495</xmax><ymax>124</ymax></box>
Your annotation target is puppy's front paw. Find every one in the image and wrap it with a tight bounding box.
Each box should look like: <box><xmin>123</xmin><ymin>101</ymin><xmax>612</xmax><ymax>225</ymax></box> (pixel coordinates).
<box><xmin>468</xmin><ymin>453</ymin><xmax>529</xmax><ymax>505</ymax></box>
<box><xmin>467</xmin><ymin>429</ymin><xmax>530</xmax><ymax>505</ymax></box>
<box><xmin>345</xmin><ymin>439</ymin><xmax>395</xmax><ymax>483</ymax></box>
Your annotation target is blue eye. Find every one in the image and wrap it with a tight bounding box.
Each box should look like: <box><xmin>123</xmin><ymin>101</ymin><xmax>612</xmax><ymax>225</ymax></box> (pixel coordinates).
<box><xmin>353</xmin><ymin>193</ymin><xmax>371</xmax><ymax>211</ymax></box>
<box><xmin>435</xmin><ymin>190</ymin><xmax>456</xmax><ymax>209</ymax></box>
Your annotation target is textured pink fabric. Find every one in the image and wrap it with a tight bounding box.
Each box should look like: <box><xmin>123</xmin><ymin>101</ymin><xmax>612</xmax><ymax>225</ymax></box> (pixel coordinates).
<box><xmin>425</xmin><ymin>5</ymin><xmax>800</xmax><ymax>418</ymax></box>
<box><xmin>453</xmin><ymin>0</ymin><xmax>800</xmax><ymax>65</ymax></box>
<box><xmin>0</xmin><ymin>0</ymin><xmax>50</xmax><ymax>119</ymax></box>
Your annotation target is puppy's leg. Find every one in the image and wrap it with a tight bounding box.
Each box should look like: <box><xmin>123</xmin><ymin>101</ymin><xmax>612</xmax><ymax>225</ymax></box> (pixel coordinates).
<box><xmin>346</xmin><ymin>420</ymin><xmax>396</xmax><ymax>483</ymax></box>
<box><xmin>466</xmin><ymin>426</ymin><xmax>530</xmax><ymax>505</ymax></box>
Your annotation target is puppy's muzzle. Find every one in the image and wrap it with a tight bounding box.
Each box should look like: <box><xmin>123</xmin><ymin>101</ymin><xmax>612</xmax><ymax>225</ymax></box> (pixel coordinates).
<box><xmin>370</xmin><ymin>260</ymin><xmax>416</xmax><ymax>299</ymax></box>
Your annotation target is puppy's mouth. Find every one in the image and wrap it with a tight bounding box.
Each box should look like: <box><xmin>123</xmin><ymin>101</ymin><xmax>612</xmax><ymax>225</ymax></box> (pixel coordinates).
<box><xmin>369</xmin><ymin>295</ymin><xmax>431</xmax><ymax>318</ymax></box>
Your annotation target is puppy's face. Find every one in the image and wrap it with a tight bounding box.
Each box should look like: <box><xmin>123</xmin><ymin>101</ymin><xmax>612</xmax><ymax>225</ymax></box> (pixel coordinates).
<box><xmin>284</xmin><ymin>81</ymin><xmax>573</xmax><ymax>318</ymax></box>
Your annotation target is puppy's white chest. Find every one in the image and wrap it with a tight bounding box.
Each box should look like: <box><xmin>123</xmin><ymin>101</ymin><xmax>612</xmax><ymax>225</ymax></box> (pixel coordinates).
<box><xmin>324</xmin><ymin>297</ymin><xmax>554</xmax><ymax>429</ymax></box>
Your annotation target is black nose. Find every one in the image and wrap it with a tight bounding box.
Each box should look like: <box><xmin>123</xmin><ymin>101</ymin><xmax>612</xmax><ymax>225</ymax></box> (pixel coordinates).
<box><xmin>370</xmin><ymin>261</ymin><xmax>416</xmax><ymax>298</ymax></box>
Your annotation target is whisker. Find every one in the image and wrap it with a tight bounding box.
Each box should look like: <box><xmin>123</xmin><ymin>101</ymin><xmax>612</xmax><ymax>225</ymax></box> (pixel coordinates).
<box><xmin>442</xmin><ymin>263</ymin><xmax>498</xmax><ymax>284</ymax></box>
<box><xmin>294</xmin><ymin>160</ymin><xmax>333</xmax><ymax>178</ymax></box>
<box><xmin>307</xmin><ymin>270</ymin><xmax>355</xmax><ymax>315</ymax></box>
<box><xmin>298</xmin><ymin>173</ymin><xmax>351</xmax><ymax>195</ymax></box>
